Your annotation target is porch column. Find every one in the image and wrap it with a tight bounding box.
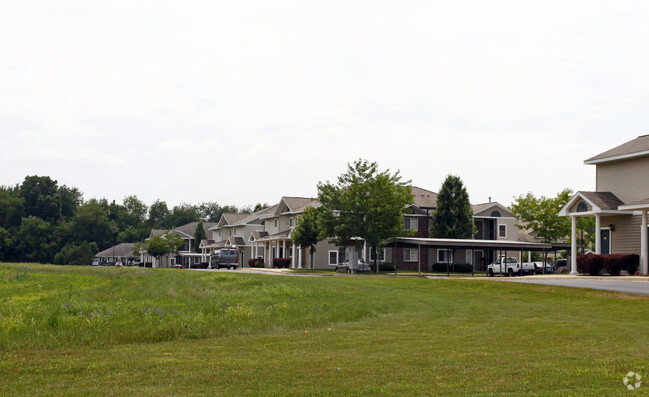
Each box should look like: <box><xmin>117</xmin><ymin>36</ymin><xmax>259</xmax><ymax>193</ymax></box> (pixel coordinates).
<box><xmin>642</xmin><ymin>210</ymin><xmax>648</xmax><ymax>275</ymax></box>
<box><xmin>570</xmin><ymin>216</ymin><xmax>579</xmax><ymax>275</ymax></box>
<box><xmin>291</xmin><ymin>245</ymin><xmax>296</xmax><ymax>268</ymax></box>
<box><xmin>298</xmin><ymin>246</ymin><xmax>303</xmax><ymax>269</ymax></box>
<box><xmin>595</xmin><ymin>214</ymin><xmax>602</xmax><ymax>255</ymax></box>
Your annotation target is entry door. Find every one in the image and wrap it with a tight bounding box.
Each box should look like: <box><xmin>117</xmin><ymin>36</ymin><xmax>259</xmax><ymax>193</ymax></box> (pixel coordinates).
<box><xmin>601</xmin><ymin>229</ymin><xmax>611</xmax><ymax>254</ymax></box>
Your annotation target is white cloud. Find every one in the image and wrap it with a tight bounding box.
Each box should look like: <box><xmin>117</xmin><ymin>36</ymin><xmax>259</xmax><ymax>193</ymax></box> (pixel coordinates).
<box><xmin>1</xmin><ymin>0</ymin><xmax>648</xmax><ymax>207</ymax></box>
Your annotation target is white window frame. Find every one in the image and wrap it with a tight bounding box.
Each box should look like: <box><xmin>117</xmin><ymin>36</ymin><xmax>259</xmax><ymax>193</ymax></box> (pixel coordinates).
<box><xmin>466</xmin><ymin>250</ymin><xmax>473</xmax><ymax>265</ymax></box>
<box><xmin>404</xmin><ymin>248</ymin><xmax>418</xmax><ymax>262</ymax></box>
<box><xmin>328</xmin><ymin>250</ymin><xmax>339</xmax><ymax>266</ymax></box>
<box><xmin>289</xmin><ymin>217</ymin><xmax>294</xmax><ymax>227</ymax></box>
<box><xmin>404</xmin><ymin>217</ymin><xmax>418</xmax><ymax>231</ymax></box>
<box><xmin>369</xmin><ymin>247</ymin><xmax>385</xmax><ymax>262</ymax></box>
<box><xmin>498</xmin><ymin>224</ymin><xmax>507</xmax><ymax>238</ymax></box>
<box><xmin>194</xmin><ymin>257</ymin><xmax>200</xmax><ymax>264</ymax></box>
<box><xmin>233</xmin><ymin>228</ymin><xmax>237</xmax><ymax>236</ymax></box>
<box><xmin>437</xmin><ymin>249</ymin><xmax>453</xmax><ymax>263</ymax></box>
<box><xmin>274</xmin><ymin>219</ymin><xmax>278</xmax><ymax>228</ymax></box>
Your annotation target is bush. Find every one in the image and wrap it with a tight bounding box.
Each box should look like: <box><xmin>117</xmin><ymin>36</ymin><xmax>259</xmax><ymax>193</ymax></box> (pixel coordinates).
<box><xmin>432</xmin><ymin>263</ymin><xmax>473</xmax><ymax>273</ymax></box>
<box><xmin>249</xmin><ymin>257</ymin><xmax>265</xmax><ymax>268</ymax></box>
<box><xmin>577</xmin><ymin>254</ymin><xmax>639</xmax><ymax>276</ymax></box>
<box><xmin>577</xmin><ymin>254</ymin><xmax>603</xmax><ymax>276</ymax></box>
<box><xmin>273</xmin><ymin>258</ymin><xmax>291</xmax><ymax>268</ymax></box>
<box><xmin>603</xmin><ymin>254</ymin><xmax>639</xmax><ymax>276</ymax></box>
<box><xmin>369</xmin><ymin>262</ymin><xmax>395</xmax><ymax>272</ymax></box>
<box><xmin>197</xmin><ymin>262</ymin><xmax>209</xmax><ymax>269</ymax></box>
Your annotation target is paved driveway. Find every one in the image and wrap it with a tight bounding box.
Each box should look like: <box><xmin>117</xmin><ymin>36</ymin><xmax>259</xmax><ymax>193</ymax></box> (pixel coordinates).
<box><xmin>503</xmin><ymin>277</ymin><xmax>649</xmax><ymax>296</ymax></box>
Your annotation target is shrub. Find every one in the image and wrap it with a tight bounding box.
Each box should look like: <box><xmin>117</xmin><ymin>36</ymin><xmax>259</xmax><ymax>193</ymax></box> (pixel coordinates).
<box><xmin>603</xmin><ymin>254</ymin><xmax>639</xmax><ymax>276</ymax></box>
<box><xmin>578</xmin><ymin>254</ymin><xmax>640</xmax><ymax>276</ymax></box>
<box><xmin>577</xmin><ymin>254</ymin><xmax>603</xmax><ymax>276</ymax></box>
<box><xmin>432</xmin><ymin>263</ymin><xmax>473</xmax><ymax>273</ymax></box>
<box><xmin>622</xmin><ymin>254</ymin><xmax>640</xmax><ymax>275</ymax></box>
<box><xmin>369</xmin><ymin>262</ymin><xmax>395</xmax><ymax>272</ymax></box>
<box><xmin>249</xmin><ymin>257</ymin><xmax>265</xmax><ymax>268</ymax></box>
<box><xmin>197</xmin><ymin>262</ymin><xmax>209</xmax><ymax>269</ymax></box>
<box><xmin>273</xmin><ymin>258</ymin><xmax>291</xmax><ymax>268</ymax></box>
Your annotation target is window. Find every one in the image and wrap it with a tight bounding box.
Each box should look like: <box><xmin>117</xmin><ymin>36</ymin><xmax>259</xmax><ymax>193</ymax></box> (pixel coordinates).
<box><xmin>498</xmin><ymin>224</ymin><xmax>507</xmax><ymax>238</ymax></box>
<box><xmin>289</xmin><ymin>217</ymin><xmax>294</xmax><ymax>227</ymax></box>
<box><xmin>437</xmin><ymin>249</ymin><xmax>453</xmax><ymax>263</ymax></box>
<box><xmin>218</xmin><ymin>231</ymin><xmax>221</xmax><ymax>237</ymax></box>
<box><xmin>404</xmin><ymin>248</ymin><xmax>418</xmax><ymax>262</ymax></box>
<box><xmin>274</xmin><ymin>219</ymin><xmax>278</xmax><ymax>228</ymax></box>
<box><xmin>369</xmin><ymin>247</ymin><xmax>385</xmax><ymax>262</ymax></box>
<box><xmin>194</xmin><ymin>257</ymin><xmax>200</xmax><ymax>264</ymax></box>
<box><xmin>577</xmin><ymin>202</ymin><xmax>588</xmax><ymax>212</ymax></box>
<box><xmin>328</xmin><ymin>250</ymin><xmax>339</xmax><ymax>266</ymax></box>
<box><xmin>233</xmin><ymin>228</ymin><xmax>237</xmax><ymax>236</ymax></box>
<box><xmin>491</xmin><ymin>211</ymin><xmax>501</xmax><ymax>217</ymax></box>
<box><xmin>403</xmin><ymin>217</ymin><xmax>418</xmax><ymax>231</ymax></box>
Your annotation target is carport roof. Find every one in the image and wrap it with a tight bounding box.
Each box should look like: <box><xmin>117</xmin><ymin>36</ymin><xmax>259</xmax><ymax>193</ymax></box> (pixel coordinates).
<box><xmin>385</xmin><ymin>237</ymin><xmax>552</xmax><ymax>251</ymax></box>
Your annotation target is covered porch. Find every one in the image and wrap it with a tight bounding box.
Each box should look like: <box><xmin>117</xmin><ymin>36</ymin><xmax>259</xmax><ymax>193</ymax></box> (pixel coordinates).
<box><xmin>559</xmin><ymin>191</ymin><xmax>648</xmax><ymax>275</ymax></box>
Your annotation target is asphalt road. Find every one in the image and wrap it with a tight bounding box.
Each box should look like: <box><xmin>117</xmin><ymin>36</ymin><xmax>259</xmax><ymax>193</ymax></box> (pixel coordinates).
<box><xmin>503</xmin><ymin>278</ymin><xmax>649</xmax><ymax>296</ymax></box>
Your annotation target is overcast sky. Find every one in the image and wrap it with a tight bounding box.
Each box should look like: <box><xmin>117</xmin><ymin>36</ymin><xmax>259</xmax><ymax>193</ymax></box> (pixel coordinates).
<box><xmin>2</xmin><ymin>1</ymin><xmax>648</xmax><ymax>210</ymax></box>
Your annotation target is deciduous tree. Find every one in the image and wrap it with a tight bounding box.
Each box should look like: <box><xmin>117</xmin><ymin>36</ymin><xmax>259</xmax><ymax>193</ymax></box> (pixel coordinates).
<box><xmin>317</xmin><ymin>159</ymin><xmax>413</xmax><ymax>273</ymax></box>
<box><xmin>510</xmin><ymin>189</ymin><xmax>572</xmax><ymax>243</ymax></box>
<box><xmin>291</xmin><ymin>206</ymin><xmax>323</xmax><ymax>269</ymax></box>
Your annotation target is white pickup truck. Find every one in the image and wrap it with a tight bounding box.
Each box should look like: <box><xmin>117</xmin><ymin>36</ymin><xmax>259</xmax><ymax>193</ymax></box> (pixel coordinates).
<box><xmin>487</xmin><ymin>257</ymin><xmax>535</xmax><ymax>277</ymax></box>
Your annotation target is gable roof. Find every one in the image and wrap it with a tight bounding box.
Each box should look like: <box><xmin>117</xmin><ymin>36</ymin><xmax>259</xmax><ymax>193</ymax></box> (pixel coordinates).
<box><xmin>559</xmin><ymin>191</ymin><xmax>631</xmax><ymax>216</ymax></box>
<box><xmin>472</xmin><ymin>202</ymin><xmax>513</xmax><ymax>218</ymax></box>
<box><xmin>585</xmin><ymin>135</ymin><xmax>649</xmax><ymax>164</ymax></box>
<box><xmin>411</xmin><ymin>186</ymin><xmax>437</xmax><ymax>209</ymax></box>
<box><xmin>96</xmin><ymin>243</ymin><xmax>136</xmax><ymax>258</ymax></box>
<box><xmin>264</xmin><ymin>197</ymin><xmax>318</xmax><ymax>218</ymax></box>
<box><xmin>173</xmin><ymin>221</ymin><xmax>218</xmax><ymax>238</ymax></box>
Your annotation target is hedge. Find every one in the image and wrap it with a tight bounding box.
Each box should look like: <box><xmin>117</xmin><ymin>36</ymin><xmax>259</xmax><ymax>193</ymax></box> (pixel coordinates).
<box><xmin>369</xmin><ymin>262</ymin><xmax>395</xmax><ymax>272</ymax></box>
<box><xmin>577</xmin><ymin>254</ymin><xmax>639</xmax><ymax>276</ymax></box>
<box><xmin>248</xmin><ymin>257</ymin><xmax>265</xmax><ymax>268</ymax></box>
<box><xmin>273</xmin><ymin>258</ymin><xmax>291</xmax><ymax>268</ymax></box>
<box><xmin>432</xmin><ymin>263</ymin><xmax>473</xmax><ymax>273</ymax></box>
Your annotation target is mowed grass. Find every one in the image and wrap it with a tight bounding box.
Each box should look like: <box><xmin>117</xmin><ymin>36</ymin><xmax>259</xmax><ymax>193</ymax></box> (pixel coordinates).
<box><xmin>1</xmin><ymin>264</ymin><xmax>648</xmax><ymax>396</ymax></box>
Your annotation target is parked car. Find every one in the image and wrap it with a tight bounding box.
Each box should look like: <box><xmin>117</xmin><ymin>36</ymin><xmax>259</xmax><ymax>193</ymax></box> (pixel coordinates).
<box><xmin>210</xmin><ymin>248</ymin><xmax>239</xmax><ymax>269</ymax></box>
<box><xmin>173</xmin><ymin>263</ymin><xmax>183</xmax><ymax>269</ymax></box>
<box><xmin>91</xmin><ymin>260</ymin><xmax>99</xmax><ymax>267</ymax></box>
<box><xmin>555</xmin><ymin>259</ymin><xmax>568</xmax><ymax>273</ymax></box>
<box><xmin>530</xmin><ymin>261</ymin><xmax>554</xmax><ymax>274</ymax></box>
<box><xmin>487</xmin><ymin>257</ymin><xmax>532</xmax><ymax>276</ymax></box>
<box><xmin>339</xmin><ymin>258</ymin><xmax>370</xmax><ymax>272</ymax></box>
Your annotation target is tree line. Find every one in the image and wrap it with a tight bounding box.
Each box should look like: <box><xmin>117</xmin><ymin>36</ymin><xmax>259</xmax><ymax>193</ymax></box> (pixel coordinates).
<box><xmin>0</xmin><ymin>175</ymin><xmax>259</xmax><ymax>265</ymax></box>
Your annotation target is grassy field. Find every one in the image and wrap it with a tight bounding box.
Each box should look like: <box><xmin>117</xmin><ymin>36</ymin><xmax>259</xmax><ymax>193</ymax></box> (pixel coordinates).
<box><xmin>1</xmin><ymin>263</ymin><xmax>648</xmax><ymax>396</ymax></box>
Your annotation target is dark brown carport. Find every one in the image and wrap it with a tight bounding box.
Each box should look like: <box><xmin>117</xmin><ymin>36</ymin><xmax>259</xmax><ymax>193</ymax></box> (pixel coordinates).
<box><xmin>385</xmin><ymin>237</ymin><xmax>553</xmax><ymax>276</ymax></box>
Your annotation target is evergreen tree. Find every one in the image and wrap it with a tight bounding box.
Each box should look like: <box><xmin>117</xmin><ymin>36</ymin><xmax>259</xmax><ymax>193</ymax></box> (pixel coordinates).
<box><xmin>194</xmin><ymin>220</ymin><xmax>207</xmax><ymax>253</ymax></box>
<box><xmin>431</xmin><ymin>175</ymin><xmax>475</xmax><ymax>239</ymax></box>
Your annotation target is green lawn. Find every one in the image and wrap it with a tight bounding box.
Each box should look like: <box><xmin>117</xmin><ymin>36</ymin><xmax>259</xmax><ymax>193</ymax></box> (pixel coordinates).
<box><xmin>1</xmin><ymin>263</ymin><xmax>648</xmax><ymax>396</ymax></box>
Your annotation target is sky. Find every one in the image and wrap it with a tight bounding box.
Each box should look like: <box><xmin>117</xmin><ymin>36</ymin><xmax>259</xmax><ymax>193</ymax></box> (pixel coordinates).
<box><xmin>1</xmin><ymin>1</ymin><xmax>649</xmax><ymax>210</ymax></box>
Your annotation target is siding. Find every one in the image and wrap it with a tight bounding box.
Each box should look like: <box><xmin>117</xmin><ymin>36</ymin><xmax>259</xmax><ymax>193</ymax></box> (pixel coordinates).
<box><xmin>601</xmin><ymin>214</ymin><xmax>640</xmax><ymax>254</ymax></box>
<box><xmin>597</xmin><ymin>157</ymin><xmax>649</xmax><ymax>203</ymax></box>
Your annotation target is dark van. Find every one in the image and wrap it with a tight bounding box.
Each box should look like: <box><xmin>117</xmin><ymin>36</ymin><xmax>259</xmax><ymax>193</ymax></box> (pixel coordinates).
<box><xmin>210</xmin><ymin>248</ymin><xmax>239</xmax><ymax>269</ymax></box>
